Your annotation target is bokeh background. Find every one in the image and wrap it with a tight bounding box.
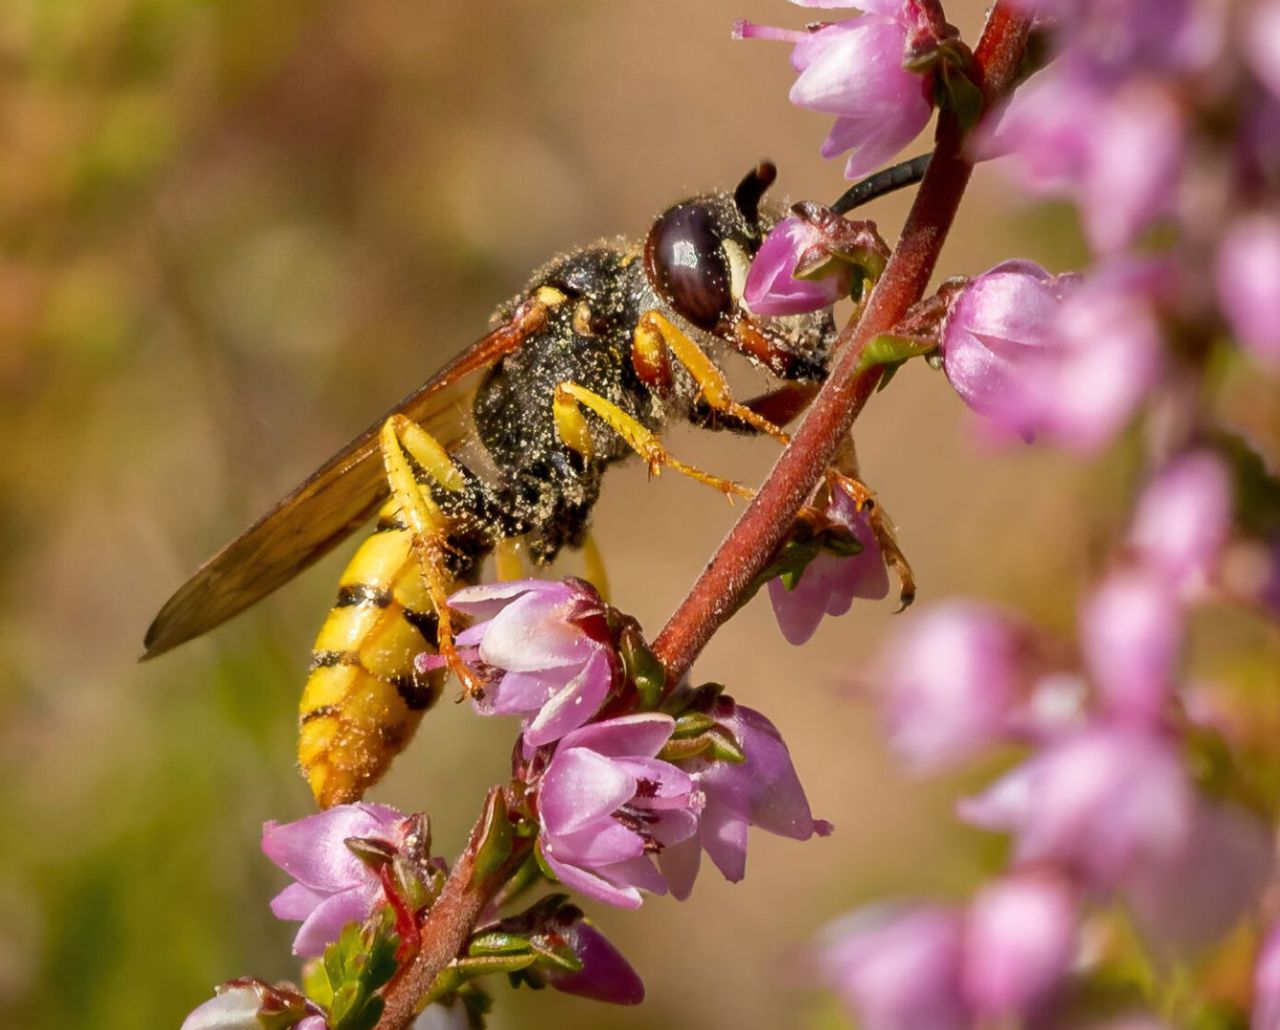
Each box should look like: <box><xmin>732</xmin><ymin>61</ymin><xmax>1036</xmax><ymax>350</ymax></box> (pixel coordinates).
<box><xmin>2</xmin><ymin>2</ymin><xmax>1277</xmax><ymax>1028</ymax></box>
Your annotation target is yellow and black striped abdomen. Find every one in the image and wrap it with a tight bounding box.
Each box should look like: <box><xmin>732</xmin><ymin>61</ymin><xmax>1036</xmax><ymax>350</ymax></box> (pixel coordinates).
<box><xmin>298</xmin><ymin>502</ymin><xmax>453</xmax><ymax>808</ymax></box>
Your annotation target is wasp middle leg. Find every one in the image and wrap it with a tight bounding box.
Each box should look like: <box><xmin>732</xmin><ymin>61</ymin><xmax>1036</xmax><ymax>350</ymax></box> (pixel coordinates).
<box><xmin>552</xmin><ymin>381</ymin><xmax>753</xmax><ymax>501</ymax></box>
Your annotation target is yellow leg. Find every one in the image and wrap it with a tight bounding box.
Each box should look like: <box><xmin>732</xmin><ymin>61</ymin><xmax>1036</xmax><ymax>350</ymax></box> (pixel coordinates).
<box><xmin>553</xmin><ymin>381</ymin><xmax>753</xmax><ymax>502</ymax></box>
<box><xmin>379</xmin><ymin>414</ymin><xmax>482</xmax><ymax>697</ymax></box>
<box><xmin>494</xmin><ymin>537</ymin><xmax>527</xmax><ymax>581</ymax></box>
<box><xmin>634</xmin><ymin>310</ymin><xmax>791</xmax><ymax>444</ymax></box>
<box><xmin>580</xmin><ymin>534</ymin><xmax>611</xmax><ymax>602</ymax></box>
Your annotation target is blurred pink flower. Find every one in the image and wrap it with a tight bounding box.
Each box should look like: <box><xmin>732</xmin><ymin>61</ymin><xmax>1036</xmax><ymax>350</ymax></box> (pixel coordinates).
<box><xmin>420</xmin><ymin>578</ymin><xmax>618</xmax><ymax>748</ymax></box>
<box><xmin>536</xmin><ymin>714</ymin><xmax>700</xmax><ymax>909</ymax></box>
<box><xmin>768</xmin><ymin>483</ymin><xmax>888</xmax><ymax>644</ymax></box>
<box><xmin>1216</xmin><ymin>212</ymin><xmax>1280</xmax><ymax>368</ymax></box>
<box><xmin>958</xmin><ymin>725</ymin><xmax>1195</xmax><ymax>889</ymax></box>
<box><xmin>1245</xmin><ymin>0</ymin><xmax>1280</xmax><ymax>100</ymax></box>
<box><xmin>262</xmin><ymin>802</ymin><xmax>407</xmax><ymax>956</ymax></box>
<box><xmin>659</xmin><ymin>699</ymin><xmax>829</xmax><ymax>898</ymax></box>
<box><xmin>962</xmin><ymin>870</ymin><xmax>1079</xmax><ymax>1020</ymax></box>
<box><xmin>1255</xmin><ymin>921</ymin><xmax>1280</xmax><ymax>1029</ymax></box>
<box><xmin>735</xmin><ymin>1</ymin><xmax>936</xmax><ymax>177</ymax></box>
<box><xmin>816</xmin><ymin>904</ymin><xmax>970</xmax><ymax>1030</ymax></box>
<box><xmin>1129</xmin><ymin>451</ymin><xmax>1233</xmax><ymax>597</ymax></box>
<box><xmin>1079</xmin><ymin>568</ymin><xmax>1183</xmax><ymax>723</ymax></box>
<box><xmin>743</xmin><ymin>216</ymin><xmax>851</xmax><ymax>316</ymax></box>
<box><xmin>876</xmin><ymin>601</ymin><xmax>1029</xmax><ymax>771</ymax></box>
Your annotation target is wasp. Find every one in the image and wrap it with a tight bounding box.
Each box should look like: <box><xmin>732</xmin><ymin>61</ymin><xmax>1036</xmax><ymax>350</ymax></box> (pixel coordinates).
<box><xmin>143</xmin><ymin>162</ymin><xmax>847</xmax><ymax>808</ymax></box>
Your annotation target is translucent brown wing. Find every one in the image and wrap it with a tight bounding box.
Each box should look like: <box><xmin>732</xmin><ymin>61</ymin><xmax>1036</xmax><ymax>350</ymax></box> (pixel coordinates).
<box><xmin>143</xmin><ymin>311</ymin><xmax>539</xmax><ymax>659</ymax></box>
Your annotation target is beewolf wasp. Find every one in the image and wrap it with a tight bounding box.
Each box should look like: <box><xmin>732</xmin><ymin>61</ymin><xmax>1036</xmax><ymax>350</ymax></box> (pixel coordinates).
<box><xmin>143</xmin><ymin>158</ymin><xmax>916</xmax><ymax>808</ymax></box>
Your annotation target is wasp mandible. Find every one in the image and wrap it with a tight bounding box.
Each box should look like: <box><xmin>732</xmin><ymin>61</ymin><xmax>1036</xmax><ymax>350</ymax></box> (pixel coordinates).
<box><xmin>144</xmin><ymin>162</ymin><xmax>865</xmax><ymax>808</ymax></box>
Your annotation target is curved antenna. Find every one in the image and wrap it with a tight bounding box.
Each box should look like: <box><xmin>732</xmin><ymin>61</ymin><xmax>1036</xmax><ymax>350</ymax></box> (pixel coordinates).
<box><xmin>733</xmin><ymin>160</ymin><xmax>778</xmax><ymax>226</ymax></box>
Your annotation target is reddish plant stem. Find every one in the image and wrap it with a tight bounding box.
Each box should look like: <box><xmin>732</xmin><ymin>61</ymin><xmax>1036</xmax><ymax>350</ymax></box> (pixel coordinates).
<box><xmin>375</xmin><ymin>791</ymin><xmax>532</xmax><ymax>1030</ymax></box>
<box><xmin>652</xmin><ymin>1</ymin><xmax>1033</xmax><ymax>685</ymax></box>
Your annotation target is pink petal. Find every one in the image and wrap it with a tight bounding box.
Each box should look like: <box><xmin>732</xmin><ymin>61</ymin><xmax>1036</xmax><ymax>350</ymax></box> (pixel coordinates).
<box><xmin>523</xmin><ymin>648</ymin><xmax>614</xmax><ymax>746</ymax></box>
<box><xmin>291</xmin><ymin>885</ymin><xmax>379</xmax><ymax>957</ymax></box>
<box><xmin>541</xmin><ymin>847</ymin><xmax>643</xmax><ymax>909</ymax></box>
<box><xmin>550</xmin><ymin>821</ymin><xmax>647</xmax><ymax>866</ymax></box>
<box><xmin>269</xmin><ymin>882</ymin><xmax>325</xmax><ymax>922</ymax></box>
<box><xmin>558</xmin><ymin>713</ymin><xmax>676</xmax><ymax>759</ymax></box>
<box><xmin>698</xmin><ymin>800</ymin><xmax>750</xmax><ymax>883</ymax></box>
<box><xmin>657</xmin><ymin>834</ymin><xmax>703</xmax><ymax>901</ymax></box>
<box><xmin>261</xmin><ymin>803</ymin><xmax>401</xmax><ymax>891</ymax></box>
<box><xmin>540</xmin><ymin>749</ymin><xmax>636</xmax><ymax>836</ymax></box>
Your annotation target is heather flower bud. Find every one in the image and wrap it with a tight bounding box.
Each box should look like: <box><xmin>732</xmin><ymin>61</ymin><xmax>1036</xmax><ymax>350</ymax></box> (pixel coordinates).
<box><xmin>815</xmin><ymin>904</ymin><xmax>969</xmax><ymax>1030</ymax></box>
<box><xmin>1129</xmin><ymin>451</ymin><xmax>1233</xmax><ymax>597</ymax></box>
<box><xmin>962</xmin><ymin>871</ymin><xmax>1078</xmax><ymax>1020</ymax></box>
<box><xmin>876</xmin><ymin>601</ymin><xmax>1030</xmax><ymax>771</ymax></box>
<box><xmin>181</xmin><ymin>980</ymin><xmax>316</xmax><ymax>1030</ymax></box>
<box><xmin>1216</xmin><ymin>212</ymin><xmax>1280</xmax><ymax>369</ymax></box>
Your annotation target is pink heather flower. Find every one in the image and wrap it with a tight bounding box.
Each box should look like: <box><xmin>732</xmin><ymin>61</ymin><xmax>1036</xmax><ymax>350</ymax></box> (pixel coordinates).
<box><xmin>262</xmin><ymin>802</ymin><xmax>407</xmax><ymax>956</ymax></box>
<box><xmin>1255</xmin><ymin>922</ymin><xmax>1280</xmax><ymax>1030</ymax></box>
<box><xmin>876</xmin><ymin>602</ymin><xmax>1028</xmax><ymax>771</ymax></box>
<box><xmin>1216</xmin><ymin>213</ymin><xmax>1280</xmax><ymax>368</ymax></box>
<box><xmin>735</xmin><ymin>2</ymin><xmax>935</xmax><ymax>178</ymax></box>
<box><xmin>979</xmin><ymin>67</ymin><xmax>1183</xmax><ymax>255</ymax></box>
<box><xmin>958</xmin><ymin>725</ymin><xmax>1195</xmax><ymax>889</ymax></box>
<box><xmin>536</xmin><ymin>714</ymin><xmax>701</xmax><ymax>909</ymax></box>
<box><xmin>1245</xmin><ymin>1</ymin><xmax>1280</xmax><ymax>101</ymax></box>
<box><xmin>962</xmin><ymin>871</ymin><xmax>1078</xmax><ymax>1020</ymax></box>
<box><xmin>743</xmin><ymin>216</ymin><xmax>850</xmax><ymax>316</ymax></box>
<box><xmin>1079</xmin><ymin>568</ymin><xmax>1184</xmax><ymax>723</ymax></box>
<box><xmin>1123</xmin><ymin>800</ymin><xmax>1272</xmax><ymax>958</ymax></box>
<box><xmin>768</xmin><ymin>483</ymin><xmax>888</xmax><ymax>645</ymax></box>
<box><xmin>421</xmin><ymin>578</ymin><xmax>618</xmax><ymax>748</ymax></box>
<box><xmin>945</xmin><ymin>258</ymin><xmax>1165</xmax><ymax>452</ymax></box>
<box><xmin>1129</xmin><ymin>452</ymin><xmax>1233</xmax><ymax>597</ymax></box>
<box><xmin>816</xmin><ymin>904</ymin><xmax>970</xmax><ymax>1030</ymax></box>
<box><xmin>658</xmin><ymin>699</ymin><xmax>829</xmax><ymax>899</ymax></box>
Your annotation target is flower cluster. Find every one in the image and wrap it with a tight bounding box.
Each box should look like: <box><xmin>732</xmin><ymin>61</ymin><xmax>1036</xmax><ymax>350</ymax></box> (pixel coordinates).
<box><xmin>820</xmin><ymin>446</ymin><xmax>1276</xmax><ymax>1028</ymax></box>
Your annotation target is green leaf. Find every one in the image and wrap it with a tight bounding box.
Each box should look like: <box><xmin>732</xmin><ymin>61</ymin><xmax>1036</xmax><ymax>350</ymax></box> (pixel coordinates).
<box><xmin>474</xmin><ymin>791</ymin><xmax>514</xmax><ymax>879</ymax></box>
<box><xmin>468</xmin><ymin>931</ymin><xmax>533</xmax><ymax>957</ymax></box>
<box><xmin>853</xmin><ymin>333</ymin><xmax>937</xmax><ymax>380</ymax></box>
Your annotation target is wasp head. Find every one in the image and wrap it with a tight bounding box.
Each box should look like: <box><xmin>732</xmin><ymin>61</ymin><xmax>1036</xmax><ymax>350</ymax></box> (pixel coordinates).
<box><xmin>643</xmin><ymin>162</ymin><xmax>837</xmax><ymax>382</ymax></box>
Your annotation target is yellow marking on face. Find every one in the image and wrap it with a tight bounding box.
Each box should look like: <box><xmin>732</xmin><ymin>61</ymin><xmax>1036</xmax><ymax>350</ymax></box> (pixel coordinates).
<box><xmin>535</xmin><ymin>285</ymin><xmax>568</xmax><ymax>307</ymax></box>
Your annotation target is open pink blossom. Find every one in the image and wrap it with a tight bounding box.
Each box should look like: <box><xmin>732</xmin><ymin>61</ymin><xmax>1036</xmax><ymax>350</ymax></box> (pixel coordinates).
<box><xmin>419</xmin><ymin>578</ymin><xmax>618</xmax><ymax>748</ymax></box>
<box><xmin>1080</xmin><ymin>568</ymin><xmax>1184</xmax><ymax>723</ymax></box>
<box><xmin>262</xmin><ymin>802</ymin><xmax>407</xmax><ymax>956</ymax></box>
<box><xmin>768</xmin><ymin>483</ymin><xmax>888</xmax><ymax>644</ymax></box>
<box><xmin>1129</xmin><ymin>451</ymin><xmax>1233</xmax><ymax>596</ymax></box>
<box><xmin>735</xmin><ymin>2</ymin><xmax>936</xmax><ymax>177</ymax></box>
<box><xmin>958</xmin><ymin>725</ymin><xmax>1195</xmax><ymax>889</ymax></box>
<box><xmin>1245</xmin><ymin>1</ymin><xmax>1280</xmax><ymax>101</ymax></box>
<box><xmin>659</xmin><ymin>699</ymin><xmax>829</xmax><ymax>898</ymax></box>
<box><xmin>876</xmin><ymin>601</ymin><xmax>1029</xmax><ymax>771</ymax></box>
<box><xmin>962</xmin><ymin>871</ymin><xmax>1078</xmax><ymax>1020</ymax></box>
<box><xmin>1216</xmin><ymin>212</ymin><xmax>1280</xmax><ymax>368</ymax></box>
<box><xmin>816</xmin><ymin>904</ymin><xmax>970</xmax><ymax>1030</ymax></box>
<box><xmin>743</xmin><ymin>216</ymin><xmax>851</xmax><ymax>316</ymax></box>
<box><xmin>536</xmin><ymin>714</ymin><xmax>701</xmax><ymax>909</ymax></box>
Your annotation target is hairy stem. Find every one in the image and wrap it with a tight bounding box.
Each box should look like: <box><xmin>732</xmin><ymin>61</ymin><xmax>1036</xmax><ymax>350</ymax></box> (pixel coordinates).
<box><xmin>651</xmin><ymin>1</ymin><xmax>1034</xmax><ymax>684</ymax></box>
<box><xmin>374</xmin><ymin>791</ymin><xmax>532</xmax><ymax>1030</ymax></box>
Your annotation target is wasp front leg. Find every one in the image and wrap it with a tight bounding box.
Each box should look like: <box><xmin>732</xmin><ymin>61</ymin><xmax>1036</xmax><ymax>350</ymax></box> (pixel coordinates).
<box><xmin>632</xmin><ymin>310</ymin><xmax>792</xmax><ymax>443</ymax></box>
<box><xmin>552</xmin><ymin>381</ymin><xmax>753</xmax><ymax>501</ymax></box>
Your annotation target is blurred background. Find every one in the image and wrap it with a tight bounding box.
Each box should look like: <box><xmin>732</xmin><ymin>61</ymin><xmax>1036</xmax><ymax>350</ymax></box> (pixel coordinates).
<box><xmin>1</xmin><ymin>1</ymin><xmax>1277</xmax><ymax>1028</ymax></box>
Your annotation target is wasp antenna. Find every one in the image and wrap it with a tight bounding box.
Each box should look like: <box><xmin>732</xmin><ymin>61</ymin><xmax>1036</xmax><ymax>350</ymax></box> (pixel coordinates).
<box><xmin>734</xmin><ymin>160</ymin><xmax>777</xmax><ymax>226</ymax></box>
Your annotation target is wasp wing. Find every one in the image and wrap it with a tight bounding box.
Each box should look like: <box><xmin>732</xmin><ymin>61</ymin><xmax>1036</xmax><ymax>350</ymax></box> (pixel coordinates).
<box><xmin>142</xmin><ymin>313</ymin><xmax>537</xmax><ymax>660</ymax></box>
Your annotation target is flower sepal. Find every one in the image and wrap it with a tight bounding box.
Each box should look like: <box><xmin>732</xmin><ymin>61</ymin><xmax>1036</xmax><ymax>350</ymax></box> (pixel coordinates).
<box><xmin>181</xmin><ymin>978</ymin><xmax>317</xmax><ymax>1030</ymax></box>
<box><xmin>617</xmin><ymin>622</ymin><xmax>666</xmax><ymax>710</ymax></box>
<box><xmin>307</xmin><ymin>908</ymin><xmax>400</xmax><ymax>1030</ymax></box>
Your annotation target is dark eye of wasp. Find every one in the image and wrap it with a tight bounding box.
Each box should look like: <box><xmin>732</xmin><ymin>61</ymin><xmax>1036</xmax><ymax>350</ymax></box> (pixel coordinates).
<box><xmin>645</xmin><ymin>204</ymin><xmax>732</xmax><ymax>331</ymax></box>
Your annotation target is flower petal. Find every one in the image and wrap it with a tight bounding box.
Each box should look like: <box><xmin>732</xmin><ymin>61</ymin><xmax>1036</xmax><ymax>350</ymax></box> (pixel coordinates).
<box><xmin>540</xmin><ymin>748</ymin><xmax>637</xmax><ymax>836</ymax></box>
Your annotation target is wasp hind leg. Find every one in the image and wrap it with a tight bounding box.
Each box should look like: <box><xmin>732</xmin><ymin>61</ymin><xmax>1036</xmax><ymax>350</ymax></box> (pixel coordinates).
<box><xmin>552</xmin><ymin>381</ymin><xmax>753</xmax><ymax>501</ymax></box>
<box><xmin>378</xmin><ymin>414</ymin><xmax>486</xmax><ymax>697</ymax></box>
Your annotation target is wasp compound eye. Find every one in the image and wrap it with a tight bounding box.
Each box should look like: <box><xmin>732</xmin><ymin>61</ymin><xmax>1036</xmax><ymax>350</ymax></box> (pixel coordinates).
<box><xmin>645</xmin><ymin>204</ymin><xmax>732</xmax><ymax>331</ymax></box>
